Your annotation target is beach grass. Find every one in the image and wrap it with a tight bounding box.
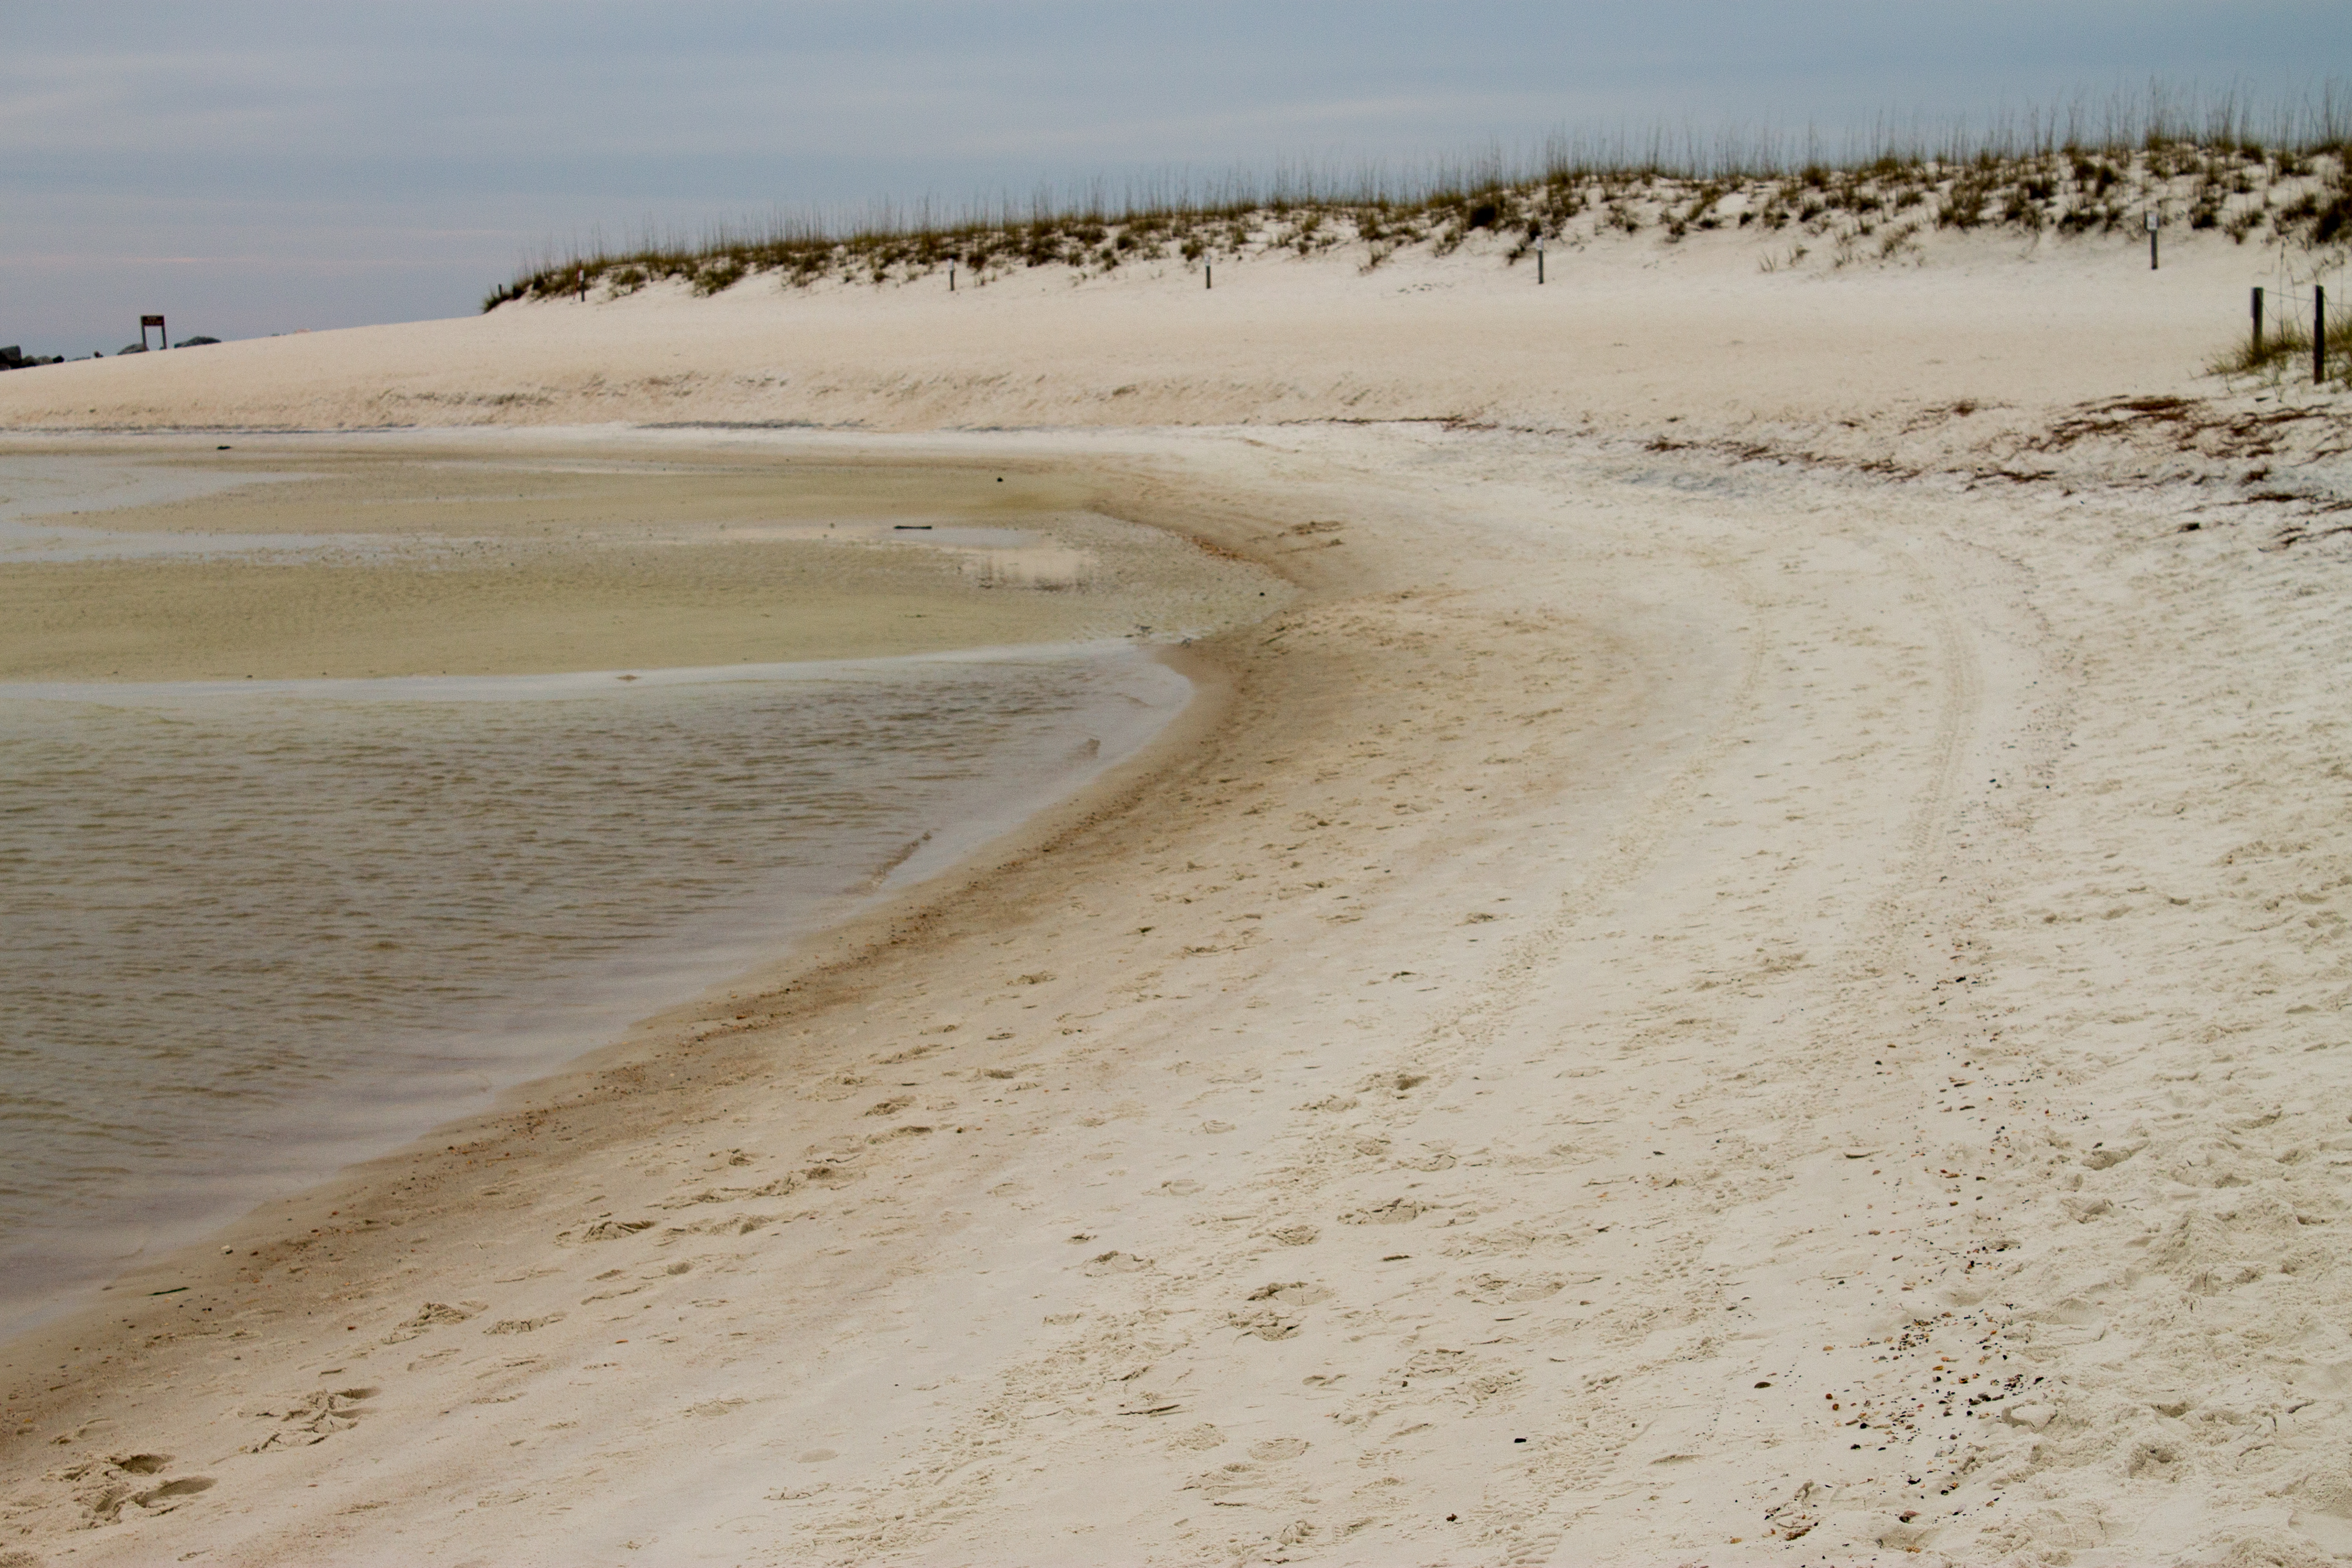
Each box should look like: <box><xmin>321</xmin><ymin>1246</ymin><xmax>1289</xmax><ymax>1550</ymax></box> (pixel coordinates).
<box><xmin>485</xmin><ymin>83</ymin><xmax>2351</xmax><ymax>311</ymax></box>
<box><xmin>2207</xmin><ymin>303</ymin><xmax>2352</xmax><ymax>385</ymax></box>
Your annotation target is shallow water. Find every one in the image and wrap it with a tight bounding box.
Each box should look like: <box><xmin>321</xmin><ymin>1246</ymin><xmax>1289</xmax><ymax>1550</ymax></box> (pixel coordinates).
<box><xmin>0</xmin><ymin>645</ymin><xmax>1186</xmax><ymax>1333</ymax></box>
<box><xmin>0</xmin><ymin>453</ymin><xmax>332</xmax><ymax>561</ymax></box>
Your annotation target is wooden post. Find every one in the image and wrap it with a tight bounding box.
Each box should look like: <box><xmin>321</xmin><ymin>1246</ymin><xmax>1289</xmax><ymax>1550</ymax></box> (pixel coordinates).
<box><xmin>1205</xmin><ymin>262</ymin><xmax>1212</xmax><ymax>291</ymax></box>
<box><xmin>1537</xmin><ymin>237</ymin><xmax>1545</xmax><ymax>285</ymax></box>
<box><xmin>2320</xmin><ymin>284</ymin><xmax>2329</xmax><ymax>385</ymax></box>
<box><xmin>950</xmin><ymin>264</ymin><xmax>956</xmax><ymax>293</ymax></box>
<box><xmin>576</xmin><ymin>269</ymin><xmax>585</xmax><ymax>301</ymax></box>
<box><xmin>2147</xmin><ymin>210</ymin><xmax>2159</xmax><ymax>270</ymax></box>
<box><xmin>2252</xmin><ymin>286</ymin><xmax>2264</xmax><ymax>357</ymax></box>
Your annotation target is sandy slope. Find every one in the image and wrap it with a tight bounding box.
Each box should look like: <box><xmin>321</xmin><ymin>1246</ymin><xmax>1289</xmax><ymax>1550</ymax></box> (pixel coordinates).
<box><xmin>0</xmin><ymin>215</ymin><xmax>2310</xmax><ymax>440</ymax></box>
<box><xmin>3</xmin><ymin>224</ymin><xmax>2352</xmax><ymax>1566</ymax></box>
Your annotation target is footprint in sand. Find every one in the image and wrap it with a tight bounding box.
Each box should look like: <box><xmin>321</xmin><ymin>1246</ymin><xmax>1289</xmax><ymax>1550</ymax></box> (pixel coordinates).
<box><xmin>1231</xmin><ymin>1283</ymin><xmax>1330</xmax><ymax>1341</ymax></box>
<box><xmin>52</xmin><ymin>1453</ymin><xmax>218</xmax><ymax>1526</ymax></box>
<box><xmin>383</xmin><ymin>1299</ymin><xmax>481</xmax><ymax>1342</ymax></box>
<box><xmin>1459</xmin><ymin>1273</ymin><xmax>1567</xmax><ymax>1305</ymax></box>
<box><xmin>241</xmin><ymin>1387</ymin><xmax>379</xmax><ymax>1452</ymax></box>
<box><xmin>1229</xmin><ymin>1309</ymin><xmax>1300</xmax><ymax>1340</ymax></box>
<box><xmin>131</xmin><ymin>1476</ymin><xmax>215</xmax><ymax>1510</ymax></box>
<box><xmin>1250</xmin><ymin>1438</ymin><xmax>1311</xmax><ymax>1462</ymax></box>
<box><xmin>1248</xmin><ymin>1282</ymin><xmax>1332</xmax><ymax>1305</ymax></box>
<box><xmin>1085</xmin><ymin>1250</ymin><xmax>1151</xmax><ymax>1275</ymax></box>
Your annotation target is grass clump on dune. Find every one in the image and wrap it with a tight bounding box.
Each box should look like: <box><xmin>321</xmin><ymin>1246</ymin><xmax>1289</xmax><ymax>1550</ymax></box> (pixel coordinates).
<box><xmin>484</xmin><ymin>85</ymin><xmax>2352</xmax><ymax>312</ymax></box>
<box><xmin>2209</xmin><ymin>302</ymin><xmax>2352</xmax><ymax>386</ymax></box>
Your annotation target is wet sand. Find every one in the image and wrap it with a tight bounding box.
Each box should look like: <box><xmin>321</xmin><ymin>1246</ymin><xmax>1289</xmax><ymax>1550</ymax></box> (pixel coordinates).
<box><xmin>0</xmin><ymin>442</ymin><xmax>1267</xmax><ymax>682</ymax></box>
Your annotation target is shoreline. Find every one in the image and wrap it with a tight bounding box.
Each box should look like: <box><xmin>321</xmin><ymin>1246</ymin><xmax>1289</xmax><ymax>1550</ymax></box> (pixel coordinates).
<box><xmin>0</xmin><ymin>434</ymin><xmax>1275</xmax><ymax>1345</ymax></box>
<box><xmin>2</xmin><ymin>234</ymin><xmax>2350</xmax><ymax>1563</ymax></box>
<box><xmin>0</xmin><ymin>429</ymin><xmax>1312</xmax><ymax>1412</ymax></box>
<box><xmin>0</xmin><ymin>451</ymin><xmax>1294</xmax><ymax>1503</ymax></box>
<box><xmin>0</xmin><ymin>419</ymin><xmax>1853</xmax><ymax>1561</ymax></box>
<box><xmin>0</xmin><ymin>633</ymin><xmax>1201</xmax><ymax>1342</ymax></box>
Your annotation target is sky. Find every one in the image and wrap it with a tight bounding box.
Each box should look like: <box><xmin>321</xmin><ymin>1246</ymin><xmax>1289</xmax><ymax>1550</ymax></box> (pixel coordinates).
<box><xmin>2</xmin><ymin>2</ymin><xmax>2346</xmax><ymax>356</ymax></box>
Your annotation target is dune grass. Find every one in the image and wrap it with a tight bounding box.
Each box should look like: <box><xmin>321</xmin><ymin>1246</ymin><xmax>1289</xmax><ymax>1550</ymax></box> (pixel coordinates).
<box><xmin>2209</xmin><ymin>301</ymin><xmax>2352</xmax><ymax>386</ymax></box>
<box><xmin>484</xmin><ymin>85</ymin><xmax>2352</xmax><ymax>312</ymax></box>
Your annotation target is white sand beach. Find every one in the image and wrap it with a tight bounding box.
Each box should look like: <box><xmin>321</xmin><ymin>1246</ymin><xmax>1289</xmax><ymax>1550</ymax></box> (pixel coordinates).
<box><xmin>2</xmin><ymin>213</ymin><xmax>2350</xmax><ymax>1566</ymax></box>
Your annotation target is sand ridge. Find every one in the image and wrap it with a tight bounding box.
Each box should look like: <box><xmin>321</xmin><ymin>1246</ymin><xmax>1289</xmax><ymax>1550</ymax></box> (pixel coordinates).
<box><xmin>0</xmin><ymin>215</ymin><xmax>2318</xmax><ymax>440</ymax></box>
<box><xmin>0</xmin><ymin>226</ymin><xmax>2350</xmax><ymax>1565</ymax></box>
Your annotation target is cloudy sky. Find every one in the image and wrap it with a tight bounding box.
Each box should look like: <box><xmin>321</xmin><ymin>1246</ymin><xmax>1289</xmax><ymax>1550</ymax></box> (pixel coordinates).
<box><xmin>3</xmin><ymin>2</ymin><xmax>2345</xmax><ymax>355</ymax></box>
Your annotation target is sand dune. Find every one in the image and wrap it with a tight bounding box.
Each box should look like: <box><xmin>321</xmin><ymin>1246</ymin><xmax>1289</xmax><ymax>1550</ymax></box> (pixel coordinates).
<box><xmin>0</xmin><ymin>212</ymin><xmax>2305</xmax><ymax>440</ymax></box>
<box><xmin>2</xmin><ymin>220</ymin><xmax>2351</xmax><ymax>1565</ymax></box>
